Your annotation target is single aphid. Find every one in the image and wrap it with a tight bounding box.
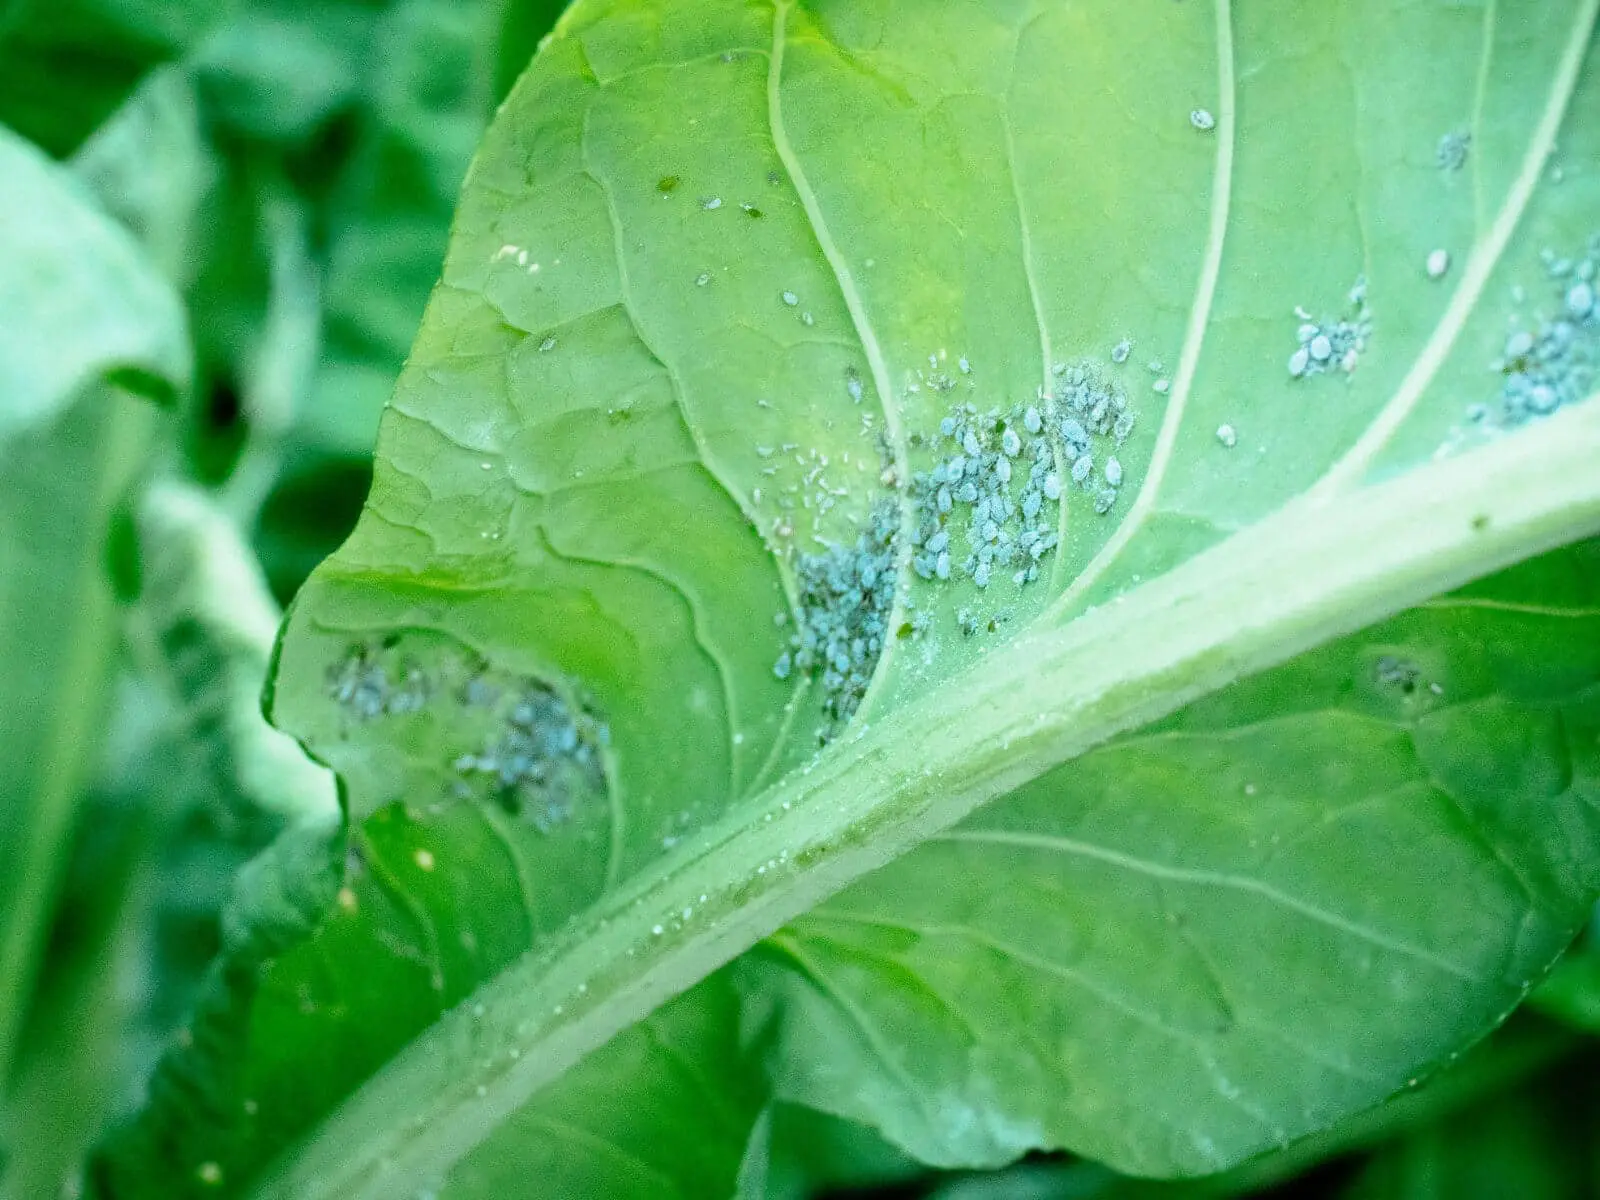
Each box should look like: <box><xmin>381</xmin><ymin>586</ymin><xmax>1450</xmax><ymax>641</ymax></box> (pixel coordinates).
<box><xmin>781</xmin><ymin>290</ymin><xmax>799</xmax><ymax>306</ymax></box>
<box><xmin>1190</xmin><ymin>108</ymin><xmax>1216</xmax><ymax>131</ymax></box>
<box><xmin>1425</xmin><ymin>249</ymin><xmax>1451</xmax><ymax>280</ymax></box>
<box><xmin>695</xmin><ymin>271</ymin><xmax>711</xmax><ymax>286</ymax></box>
<box><xmin>1215</xmin><ymin>423</ymin><xmax>1238</xmax><ymax>448</ymax></box>
<box><xmin>539</xmin><ymin>336</ymin><xmax>557</xmax><ymax>352</ymax></box>
<box><xmin>1111</xmin><ymin>338</ymin><xmax>1132</xmax><ymax>363</ymax></box>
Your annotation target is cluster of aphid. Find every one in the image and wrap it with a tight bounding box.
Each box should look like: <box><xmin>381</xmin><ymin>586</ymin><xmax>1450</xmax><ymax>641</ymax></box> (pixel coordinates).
<box><xmin>326</xmin><ymin>645</ymin><xmax>430</xmax><ymax>719</ymax></box>
<box><xmin>772</xmin><ymin>352</ymin><xmax>1142</xmax><ymax>737</ymax></box>
<box><xmin>1486</xmin><ymin>237</ymin><xmax>1599</xmax><ymax>425</ymax></box>
<box><xmin>451</xmin><ymin>681</ymin><xmax>607</xmax><ymax>832</ymax></box>
<box><xmin>772</xmin><ymin>499</ymin><xmax>899</xmax><ymax>734</ymax></box>
<box><xmin>327</xmin><ymin>643</ymin><xmax>607</xmax><ymax>832</ymax></box>
<box><xmin>1287</xmin><ymin>277</ymin><xmax>1373</xmax><ymax>379</ymax></box>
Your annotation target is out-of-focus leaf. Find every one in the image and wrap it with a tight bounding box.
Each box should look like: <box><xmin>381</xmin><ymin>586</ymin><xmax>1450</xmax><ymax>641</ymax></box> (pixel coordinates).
<box><xmin>0</xmin><ymin>126</ymin><xmax>189</xmax><ymax>449</ymax></box>
<box><xmin>0</xmin><ymin>126</ymin><xmax>187</xmax><ymax>1092</ymax></box>
<box><xmin>133</xmin><ymin>480</ymin><xmax>337</xmax><ymax>827</ymax></box>
<box><xmin>0</xmin><ymin>734</ymin><xmax>163</xmax><ymax>1200</ymax></box>
<box><xmin>305</xmin><ymin>0</ymin><xmax>505</xmax><ymax>458</ymax></box>
<box><xmin>192</xmin><ymin>7</ymin><xmax>366</xmax><ymax>145</ymax></box>
<box><xmin>0</xmin><ymin>0</ymin><xmax>228</xmax><ymax>157</ymax></box>
<box><xmin>70</xmin><ymin>64</ymin><xmax>213</xmax><ymax>285</ymax></box>
<box><xmin>1336</xmin><ymin>1061</ymin><xmax>1600</xmax><ymax>1200</ymax></box>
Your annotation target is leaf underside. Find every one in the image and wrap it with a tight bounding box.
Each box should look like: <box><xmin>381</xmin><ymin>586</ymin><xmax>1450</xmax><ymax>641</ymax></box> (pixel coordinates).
<box><xmin>99</xmin><ymin>0</ymin><xmax>1600</xmax><ymax>1196</ymax></box>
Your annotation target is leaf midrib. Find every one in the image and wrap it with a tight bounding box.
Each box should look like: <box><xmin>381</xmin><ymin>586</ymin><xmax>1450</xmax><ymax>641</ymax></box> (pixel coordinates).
<box><xmin>251</xmin><ymin>393</ymin><xmax>1600</xmax><ymax>1200</ymax></box>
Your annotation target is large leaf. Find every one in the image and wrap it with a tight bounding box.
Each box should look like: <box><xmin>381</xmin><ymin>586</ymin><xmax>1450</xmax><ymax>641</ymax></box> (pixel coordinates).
<box><xmin>116</xmin><ymin>0</ymin><xmax>1600</xmax><ymax>1194</ymax></box>
<box><xmin>0</xmin><ymin>125</ymin><xmax>188</xmax><ymax>1091</ymax></box>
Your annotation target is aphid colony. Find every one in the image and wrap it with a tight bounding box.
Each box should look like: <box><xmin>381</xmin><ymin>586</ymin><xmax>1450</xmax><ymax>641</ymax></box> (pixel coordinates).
<box><xmin>1486</xmin><ymin>235</ymin><xmax>1599</xmax><ymax>425</ymax></box>
<box><xmin>773</xmin><ymin>354</ymin><xmax>1139</xmax><ymax>738</ymax></box>
<box><xmin>771</xmin><ymin>498</ymin><xmax>897</xmax><ymax>732</ymax></box>
<box><xmin>451</xmin><ymin>682</ymin><xmax>607</xmax><ymax>832</ymax></box>
<box><xmin>327</xmin><ymin>642</ymin><xmax>607</xmax><ymax>832</ymax></box>
<box><xmin>1286</xmin><ymin>277</ymin><xmax>1373</xmax><ymax>379</ymax></box>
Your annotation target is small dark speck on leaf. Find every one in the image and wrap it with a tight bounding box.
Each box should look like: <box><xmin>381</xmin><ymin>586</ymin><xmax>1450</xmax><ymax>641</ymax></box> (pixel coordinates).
<box><xmin>657</xmin><ymin>175</ymin><xmax>679</xmax><ymax>194</ymax></box>
<box><xmin>1471</xmin><ymin>514</ymin><xmax>1490</xmax><ymax>532</ymax></box>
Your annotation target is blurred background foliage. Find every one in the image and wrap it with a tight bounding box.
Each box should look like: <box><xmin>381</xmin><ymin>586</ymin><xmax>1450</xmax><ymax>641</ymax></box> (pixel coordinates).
<box><xmin>2</xmin><ymin>2</ymin><xmax>1600</xmax><ymax>1197</ymax></box>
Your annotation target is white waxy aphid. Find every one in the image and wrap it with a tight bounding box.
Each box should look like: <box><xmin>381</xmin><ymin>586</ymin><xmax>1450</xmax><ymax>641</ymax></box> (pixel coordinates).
<box><xmin>1505</xmin><ymin>330</ymin><xmax>1534</xmax><ymax>359</ymax></box>
<box><xmin>995</xmin><ymin>457</ymin><xmax>1012</xmax><ymax>483</ymax></box>
<box><xmin>1425</xmin><ymin>249</ymin><xmax>1450</xmax><ymax>280</ymax></box>
<box><xmin>1309</xmin><ymin>334</ymin><xmax>1333</xmax><ymax>362</ymax></box>
<box><xmin>1023</xmin><ymin>406</ymin><xmax>1042</xmax><ymax>434</ymax></box>
<box><xmin>702</xmin><ymin>197</ymin><xmax>722</xmax><ymax>210</ymax></box>
<box><xmin>1152</xmin><ymin>378</ymin><xmax>1170</xmax><ymax>394</ymax></box>
<box><xmin>1001</xmin><ymin>428</ymin><xmax>1021</xmax><ymax>456</ymax></box>
<box><xmin>1288</xmin><ymin>346</ymin><xmax>1311</xmax><ymax>377</ymax></box>
<box><xmin>1215</xmin><ymin>423</ymin><xmax>1237</xmax><ymax>448</ymax></box>
<box><xmin>1071</xmin><ymin>455</ymin><xmax>1093</xmax><ymax>484</ymax></box>
<box><xmin>1567</xmin><ymin>281</ymin><xmax>1595</xmax><ymax>317</ymax></box>
<box><xmin>1111</xmin><ymin>339</ymin><xmax>1132</xmax><ymax>363</ymax></box>
<box><xmin>801</xmin><ymin>312</ymin><xmax>815</xmax><ymax>325</ymax></box>
<box><xmin>539</xmin><ymin>336</ymin><xmax>557</xmax><ymax>352</ymax></box>
<box><xmin>846</xmin><ymin>374</ymin><xmax>864</xmax><ymax>403</ymax></box>
<box><xmin>781</xmin><ymin>290</ymin><xmax>799</xmax><ymax>306</ymax></box>
<box><xmin>935</xmin><ymin>551</ymin><xmax>951</xmax><ymax>580</ymax></box>
<box><xmin>962</xmin><ymin>429</ymin><xmax>981</xmax><ymax>456</ymax></box>
<box><xmin>1190</xmin><ymin>108</ymin><xmax>1216</xmax><ymax>131</ymax></box>
<box><xmin>973</xmin><ymin>562</ymin><xmax>991</xmax><ymax>588</ymax></box>
<box><xmin>958</xmin><ymin>355</ymin><xmax>971</xmax><ymax>374</ymax></box>
<box><xmin>1104</xmin><ymin>457</ymin><xmax>1123</xmax><ymax>487</ymax></box>
<box><xmin>1296</xmin><ymin>323</ymin><xmax>1318</xmax><ymax>344</ymax></box>
<box><xmin>695</xmin><ymin>271</ymin><xmax>711</xmax><ymax>286</ymax></box>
